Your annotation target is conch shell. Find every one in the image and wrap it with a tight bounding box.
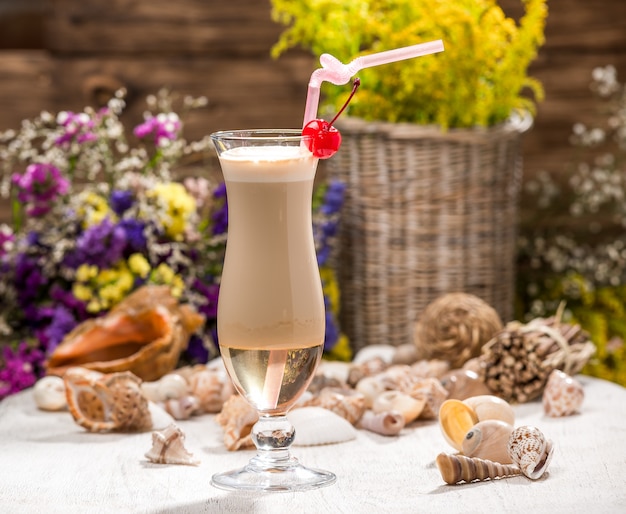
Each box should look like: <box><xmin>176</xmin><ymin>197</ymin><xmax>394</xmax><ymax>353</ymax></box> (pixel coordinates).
<box><xmin>145</xmin><ymin>423</ymin><xmax>200</xmax><ymax>466</ymax></box>
<box><xmin>507</xmin><ymin>425</ymin><xmax>554</xmax><ymax>480</ymax></box>
<box><xmin>436</xmin><ymin>453</ymin><xmax>521</xmax><ymax>485</ymax></box>
<box><xmin>64</xmin><ymin>367</ymin><xmax>152</xmax><ymax>432</ymax></box>
<box><xmin>46</xmin><ymin>285</ymin><xmax>205</xmax><ymax>382</ymax></box>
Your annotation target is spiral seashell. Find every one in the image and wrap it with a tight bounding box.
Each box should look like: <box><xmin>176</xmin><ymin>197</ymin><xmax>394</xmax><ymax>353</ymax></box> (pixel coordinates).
<box><xmin>355</xmin><ymin>376</ymin><xmax>387</xmax><ymax>408</ymax></box>
<box><xmin>357</xmin><ymin>409</ymin><xmax>405</xmax><ymax>436</ymax></box>
<box><xmin>439</xmin><ymin>399</ymin><xmax>479</xmax><ymax>451</ymax></box>
<box><xmin>406</xmin><ymin>377</ymin><xmax>449</xmax><ymax>420</ymax></box>
<box><xmin>439</xmin><ymin>369</ymin><xmax>491</xmax><ymax>401</ymax></box>
<box><xmin>436</xmin><ymin>453</ymin><xmax>521</xmax><ymax>485</ymax></box>
<box><xmin>33</xmin><ymin>376</ymin><xmax>67</xmax><ymax>411</ymax></box>
<box><xmin>463</xmin><ymin>395</ymin><xmax>515</xmax><ymax>426</ymax></box>
<box><xmin>507</xmin><ymin>425</ymin><xmax>554</xmax><ymax>480</ymax></box>
<box><xmin>542</xmin><ymin>369</ymin><xmax>584</xmax><ymax>417</ymax></box>
<box><xmin>372</xmin><ymin>390</ymin><xmax>426</xmax><ymax>425</ymax></box>
<box><xmin>462</xmin><ymin>420</ymin><xmax>514</xmax><ymax>463</ymax></box>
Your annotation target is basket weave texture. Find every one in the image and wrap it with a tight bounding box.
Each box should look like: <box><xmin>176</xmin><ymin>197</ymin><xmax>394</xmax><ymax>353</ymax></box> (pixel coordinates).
<box><xmin>327</xmin><ymin>115</ymin><xmax>532</xmax><ymax>353</ymax></box>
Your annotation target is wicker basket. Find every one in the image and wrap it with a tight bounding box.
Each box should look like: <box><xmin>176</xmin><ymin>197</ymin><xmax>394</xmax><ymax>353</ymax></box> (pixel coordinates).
<box><xmin>327</xmin><ymin>114</ymin><xmax>532</xmax><ymax>353</ymax></box>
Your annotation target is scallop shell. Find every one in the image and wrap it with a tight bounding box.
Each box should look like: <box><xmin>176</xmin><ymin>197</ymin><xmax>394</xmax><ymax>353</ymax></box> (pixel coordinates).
<box><xmin>438</xmin><ymin>399</ymin><xmax>479</xmax><ymax>451</ymax></box>
<box><xmin>436</xmin><ymin>453</ymin><xmax>521</xmax><ymax>485</ymax></box>
<box><xmin>64</xmin><ymin>367</ymin><xmax>152</xmax><ymax>432</ymax></box>
<box><xmin>357</xmin><ymin>409</ymin><xmax>405</xmax><ymax>436</ymax></box>
<box><xmin>145</xmin><ymin>423</ymin><xmax>200</xmax><ymax>466</ymax></box>
<box><xmin>372</xmin><ymin>390</ymin><xmax>426</xmax><ymax>425</ymax></box>
<box><xmin>288</xmin><ymin>407</ymin><xmax>357</xmax><ymax>446</ymax></box>
<box><xmin>463</xmin><ymin>395</ymin><xmax>515</xmax><ymax>426</ymax></box>
<box><xmin>507</xmin><ymin>425</ymin><xmax>554</xmax><ymax>480</ymax></box>
<box><xmin>33</xmin><ymin>375</ymin><xmax>67</xmax><ymax>411</ymax></box>
<box><xmin>305</xmin><ymin>387</ymin><xmax>366</xmax><ymax>425</ymax></box>
<box><xmin>439</xmin><ymin>369</ymin><xmax>492</xmax><ymax>400</ymax></box>
<box><xmin>462</xmin><ymin>420</ymin><xmax>514</xmax><ymax>463</ymax></box>
<box><xmin>215</xmin><ymin>394</ymin><xmax>258</xmax><ymax>451</ymax></box>
<box><xmin>542</xmin><ymin>369</ymin><xmax>584</xmax><ymax>417</ymax></box>
<box><xmin>46</xmin><ymin>285</ymin><xmax>204</xmax><ymax>382</ymax></box>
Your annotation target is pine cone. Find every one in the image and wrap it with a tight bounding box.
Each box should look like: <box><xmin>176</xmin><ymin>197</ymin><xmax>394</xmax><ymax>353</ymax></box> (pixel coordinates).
<box><xmin>469</xmin><ymin>315</ymin><xmax>596</xmax><ymax>403</ymax></box>
<box><xmin>413</xmin><ymin>293</ymin><xmax>503</xmax><ymax>369</ymax></box>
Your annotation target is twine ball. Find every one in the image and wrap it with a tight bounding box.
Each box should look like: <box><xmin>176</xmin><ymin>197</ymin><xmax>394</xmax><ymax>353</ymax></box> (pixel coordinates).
<box><xmin>413</xmin><ymin>292</ymin><xmax>503</xmax><ymax>369</ymax></box>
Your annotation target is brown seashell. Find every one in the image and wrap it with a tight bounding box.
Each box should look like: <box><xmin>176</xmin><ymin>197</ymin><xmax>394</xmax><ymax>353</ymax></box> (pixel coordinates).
<box><xmin>186</xmin><ymin>364</ymin><xmax>234</xmax><ymax>414</ymax></box>
<box><xmin>64</xmin><ymin>367</ymin><xmax>152</xmax><ymax>432</ymax></box>
<box><xmin>406</xmin><ymin>377</ymin><xmax>449</xmax><ymax>420</ymax></box>
<box><xmin>46</xmin><ymin>285</ymin><xmax>205</xmax><ymax>382</ymax></box>
<box><xmin>542</xmin><ymin>369</ymin><xmax>584</xmax><ymax>417</ymax></box>
<box><xmin>507</xmin><ymin>425</ymin><xmax>554</xmax><ymax>480</ymax></box>
<box><xmin>305</xmin><ymin>387</ymin><xmax>366</xmax><ymax>425</ymax></box>
<box><xmin>145</xmin><ymin>423</ymin><xmax>200</xmax><ymax>466</ymax></box>
<box><xmin>357</xmin><ymin>409</ymin><xmax>405</xmax><ymax>436</ymax></box>
<box><xmin>462</xmin><ymin>420</ymin><xmax>514</xmax><ymax>464</ymax></box>
<box><xmin>372</xmin><ymin>390</ymin><xmax>426</xmax><ymax>425</ymax></box>
<box><xmin>347</xmin><ymin>356</ymin><xmax>388</xmax><ymax>387</ymax></box>
<box><xmin>439</xmin><ymin>369</ymin><xmax>492</xmax><ymax>400</ymax></box>
<box><xmin>215</xmin><ymin>394</ymin><xmax>259</xmax><ymax>451</ymax></box>
<box><xmin>439</xmin><ymin>399</ymin><xmax>479</xmax><ymax>451</ymax></box>
<box><xmin>436</xmin><ymin>453</ymin><xmax>521</xmax><ymax>485</ymax></box>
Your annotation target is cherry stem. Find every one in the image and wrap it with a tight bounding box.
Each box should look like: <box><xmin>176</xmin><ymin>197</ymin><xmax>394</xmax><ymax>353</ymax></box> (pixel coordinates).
<box><xmin>329</xmin><ymin>78</ymin><xmax>361</xmax><ymax>126</ymax></box>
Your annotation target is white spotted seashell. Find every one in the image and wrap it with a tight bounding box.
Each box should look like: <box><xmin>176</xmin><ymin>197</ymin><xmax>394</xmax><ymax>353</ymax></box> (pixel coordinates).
<box><xmin>33</xmin><ymin>375</ymin><xmax>67</xmax><ymax>411</ymax></box>
<box><xmin>288</xmin><ymin>407</ymin><xmax>357</xmax><ymax>446</ymax></box>
<box><xmin>507</xmin><ymin>425</ymin><xmax>554</xmax><ymax>480</ymax></box>
<box><xmin>542</xmin><ymin>369</ymin><xmax>584</xmax><ymax>417</ymax></box>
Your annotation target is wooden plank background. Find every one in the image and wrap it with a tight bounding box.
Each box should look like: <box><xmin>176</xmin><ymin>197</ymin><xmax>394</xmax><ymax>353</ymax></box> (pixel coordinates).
<box><xmin>1</xmin><ymin>0</ymin><xmax>625</xmax><ymax>233</ymax></box>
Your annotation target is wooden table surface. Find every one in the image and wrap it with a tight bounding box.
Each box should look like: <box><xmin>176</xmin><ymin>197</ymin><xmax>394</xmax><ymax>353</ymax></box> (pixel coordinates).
<box><xmin>1</xmin><ymin>375</ymin><xmax>624</xmax><ymax>513</ymax></box>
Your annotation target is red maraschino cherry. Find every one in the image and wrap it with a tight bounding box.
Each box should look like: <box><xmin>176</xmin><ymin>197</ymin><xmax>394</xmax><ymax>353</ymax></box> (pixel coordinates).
<box><xmin>303</xmin><ymin>78</ymin><xmax>361</xmax><ymax>159</ymax></box>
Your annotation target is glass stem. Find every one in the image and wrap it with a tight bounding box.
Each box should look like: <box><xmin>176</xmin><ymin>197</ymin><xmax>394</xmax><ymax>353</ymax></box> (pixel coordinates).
<box><xmin>250</xmin><ymin>415</ymin><xmax>297</xmax><ymax>470</ymax></box>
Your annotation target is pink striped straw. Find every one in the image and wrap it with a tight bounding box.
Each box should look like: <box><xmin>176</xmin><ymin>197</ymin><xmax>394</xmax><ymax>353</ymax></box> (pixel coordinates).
<box><xmin>302</xmin><ymin>39</ymin><xmax>445</xmax><ymax>127</ymax></box>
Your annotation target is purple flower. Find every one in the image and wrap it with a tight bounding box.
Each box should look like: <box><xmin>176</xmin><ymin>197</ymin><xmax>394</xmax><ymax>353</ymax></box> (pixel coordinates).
<box><xmin>13</xmin><ymin>252</ymin><xmax>48</xmax><ymax>309</ymax></box>
<box><xmin>0</xmin><ymin>342</ymin><xmax>45</xmax><ymax>400</ymax></box>
<box><xmin>65</xmin><ymin>218</ymin><xmax>127</xmax><ymax>269</ymax></box>
<box><xmin>133</xmin><ymin>113</ymin><xmax>181</xmax><ymax>145</ymax></box>
<box><xmin>211</xmin><ymin>183</ymin><xmax>228</xmax><ymax>235</ymax></box>
<box><xmin>192</xmin><ymin>278</ymin><xmax>219</xmax><ymax>319</ymax></box>
<box><xmin>43</xmin><ymin>305</ymin><xmax>78</xmax><ymax>353</ymax></box>
<box><xmin>110</xmin><ymin>190</ymin><xmax>135</xmax><ymax>215</ymax></box>
<box><xmin>55</xmin><ymin>111</ymin><xmax>97</xmax><ymax>147</ymax></box>
<box><xmin>118</xmin><ymin>218</ymin><xmax>147</xmax><ymax>252</ymax></box>
<box><xmin>323</xmin><ymin>295</ymin><xmax>339</xmax><ymax>351</ymax></box>
<box><xmin>320</xmin><ymin>181</ymin><xmax>346</xmax><ymax>215</ymax></box>
<box><xmin>11</xmin><ymin>163</ymin><xmax>69</xmax><ymax>217</ymax></box>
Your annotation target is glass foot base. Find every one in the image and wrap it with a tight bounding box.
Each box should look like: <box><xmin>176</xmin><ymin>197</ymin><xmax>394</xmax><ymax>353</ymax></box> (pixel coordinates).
<box><xmin>211</xmin><ymin>454</ymin><xmax>336</xmax><ymax>492</ymax></box>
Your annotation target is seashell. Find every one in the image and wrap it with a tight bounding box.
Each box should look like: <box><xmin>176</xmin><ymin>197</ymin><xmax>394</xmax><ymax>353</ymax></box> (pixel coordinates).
<box><xmin>305</xmin><ymin>387</ymin><xmax>366</xmax><ymax>425</ymax></box>
<box><xmin>439</xmin><ymin>369</ymin><xmax>492</xmax><ymax>400</ymax></box>
<box><xmin>33</xmin><ymin>375</ymin><xmax>67</xmax><ymax>411</ymax></box>
<box><xmin>215</xmin><ymin>394</ymin><xmax>259</xmax><ymax>451</ymax></box>
<box><xmin>377</xmin><ymin>364</ymin><xmax>416</xmax><ymax>391</ymax></box>
<box><xmin>148</xmin><ymin>401</ymin><xmax>175</xmax><ymax>430</ymax></box>
<box><xmin>315</xmin><ymin>360</ymin><xmax>351</xmax><ymax>385</ymax></box>
<box><xmin>438</xmin><ymin>399</ymin><xmax>479</xmax><ymax>451</ymax></box>
<box><xmin>391</xmin><ymin>343</ymin><xmax>420</xmax><ymax>365</ymax></box>
<box><xmin>357</xmin><ymin>409</ymin><xmax>405</xmax><ymax>436</ymax></box>
<box><xmin>145</xmin><ymin>423</ymin><xmax>199</xmax><ymax>466</ymax></box>
<box><xmin>372</xmin><ymin>390</ymin><xmax>426</xmax><ymax>425</ymax></box>
<box><xmin>507</xmin><ymin>425</ymin><xmax>554</xmax><ymax>480</ymax></box>
<box><xmin>463</xmin><ymin>395</ymin><xmax>515</xmax><ymax>426</ymax></box>
<box><xmin>355</xmin><ymin>375</ymin><xmax>387</xmax><ymax>408</ymax></box>
<box><xmin>64</xmin><ymin>367</ymin><xmax>152</xmax><ymax>432</ymax></box>
<box><xmin>288</xmin><ymin>407</ymin><xmax>357</xmax><ymax>446</ymax></box>
<box><xmin>353</xmin><ymin>344</ymin><xmax>397</xmax><ymax>365</ymax></box>
<box><xmin>46</xmin><ymin>285</ymin><xmax>205</xmax><ymax>382</ymax></box>
<box><xmin>406</xmin><ymin>377</ymin><xmax>449</xmax><ymax>419</ymax></box>
<box><xmin>142</xmin><ymin>373</ymin><xmax>189</xmax><ymax>403</ymax></box>
<box><xmin>435</xmin><ymin>453</ymin><xmax>521</xmax><ymax>485</ymax></box>
<box><xmin>162</xmin><ymin>395</ymin><xmax>200</xmax><ymax>420</ymax></box>
<box><xmin>409</xmin><ymin>359</ymin><xmax>451</xmax><ymax>379</ymax></box>
<box><xmin>186</xmin><ymin>364</ymin><xmax>234</xmax><ymax>414</ymax></box>
<box><xmin>347</xmin><ymin>356</ymin><xmax>388</xmax><ymax>387</ymax></box>
<box><xmin>462</xmin><ymin>420</ymin><xmax>514</xmax><ymax>463</ymax></box>
<box><xmin>542</xmin><ymin>369</ymin><xmax>584</xmax><ymax>417</ymax></box>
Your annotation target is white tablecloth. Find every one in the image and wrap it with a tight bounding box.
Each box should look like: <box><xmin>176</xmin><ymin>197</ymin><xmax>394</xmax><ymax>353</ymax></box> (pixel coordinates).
<box><xmin>1</xmin><ymin>375</ymin><xmax>625</xmax><ymax>513</ymax></box>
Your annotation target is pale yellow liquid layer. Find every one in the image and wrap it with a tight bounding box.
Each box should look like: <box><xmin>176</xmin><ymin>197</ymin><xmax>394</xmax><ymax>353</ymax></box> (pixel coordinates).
<box><xmin>221</xmin><ymin>343</ymin><xmax>323</xmax><ymax>413</ymax></box>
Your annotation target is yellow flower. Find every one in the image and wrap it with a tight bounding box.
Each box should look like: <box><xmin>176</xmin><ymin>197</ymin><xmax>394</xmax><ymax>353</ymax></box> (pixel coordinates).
<box><xmin>150</xmin><ymin>263</ymin><xmax>184</xmax><ymax>297</ymax></box>
<box><xmin>72</xmin><ymin>283</ymin><xmax>93</xmax><ymax>302</ymax></box>
<box><xmin>76</xmin><ymin>190</ymin><xmax>114</xmax><ymax>227</ymax></box>
<box><xmin>320</xmin><ymin>267</ymin><xmax>340</xmax><ymax>314</ymax></box>
<box><xmin>128</xmin><ymin>253</ymin><xmax>151</xmax><ymax>278</ymax></box>
<box><xmin>75</xmin><ymin>264</ymin><xmax>98</xmax><ymax>283</ymax></box>
<box><xmin>325</xmin><ymin>334</ymin><xmax>352</xmax><ymax>362</ymax></box>
<box><xmin>149</xmin><ymin>182</ymin><xmax>196</xmax><ymax>240</ymax></box>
